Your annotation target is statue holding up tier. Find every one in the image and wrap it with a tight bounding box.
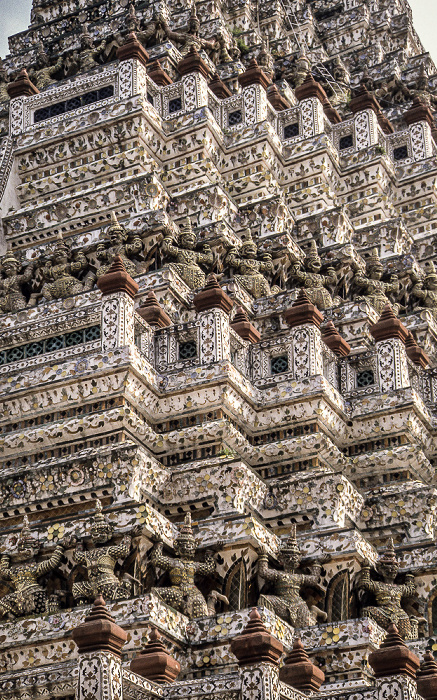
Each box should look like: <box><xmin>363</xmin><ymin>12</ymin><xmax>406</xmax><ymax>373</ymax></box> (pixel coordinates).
<box><xmin>0</xmin><ymin>516</ymin><xmax>65</xmax><ymax>620</ymax></box>
<box><xmin>161</xmin><ymin>218</ymin><xmax>213</xmax><ymax>290</ymax></box>
<box><xmin>79</xmin><ymin>25</ymin><xmax>107</xmax><ymax>72</ymax></box>
<box><xmin>30</xmin><ymin>43</ymin><xmax>63</xmax><ymax>90</ymax></box>
<box><xmin>289</xmin><ymin>239</ymin><xmax>339</xmax><ymax>310</ymax></box>
<box><xmin>151</xmin><ymin>513</ymin><xmax>227</xmax><ymax>618</ymax></box>
<box><xmin>160</xmin><ymin>4</ymin><xmax>218</xmax><ymax>57</ymax></box>
<box><xmin>357</xmin><ymin>539</ymin><xmax>419</xmax><ymax>639</ymax></box>
<box><xmin>0</xmin><ymin>59</ymin><xmax>9</xmax><ymax>107</ymax></box>
<box><xmin>38</xmin><ymin>234</ymin><xmax>93</xmax><ymax>303</ymax></box>
<box><xmin>96</xmin><ymin>212</ymin><xmax>142</xmax><ymax>279</ymax></box>
<box><xmin>411</xmin><ymin>262</ymin><xmax>437</xmax><ymax>318</ymax></box>
<box><xmin>257</xmin><ymin>525</ymin><xmax>327</xmax><ymax>627</ymax></box>
<box><xmin>352</xmin><ymin>248</ymin><xmax>399</xmax><ymax>314</ymax></box>
<box><xmin>225</xmin><ymin>229</ymin><xmax>279</xmax><ymax>299</ymax></box>
<box><xmin>72</xmin><ymin>499</ymin><xmax>137</xmax><ymax>604</ymax></box>
<box><xmin>0</xmin><ymin>249</ymin><xmax>34</xmax><ymax>314</ymax></box>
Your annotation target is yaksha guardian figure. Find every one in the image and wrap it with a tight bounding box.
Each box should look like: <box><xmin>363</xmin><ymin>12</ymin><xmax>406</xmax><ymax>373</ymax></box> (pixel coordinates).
<box><xmin>0</xmin><ymin>516</ymin><xmax>65</xmax><ymax>620</ymax></box>
<box><xmin>411</xmin><ymin>262</ymin><xmax>437</xmax><ymax>318</ymax></box>
<box><xmin>257</xmin><ymin>525</ymin><xmax>327</xmax><ymax>627</ymax></box>
<box><xmin>72</xmin><ymin>499</ymin><xmax>136</xmax><ymax>604</ymax></box>
<box><xmin>0</xmin><ymin>249</ymin><xmax>34</xmax><ymax>313</ymax></box>
<box><xmin>161</xmin><ymin>218</ymin><xmax>213</xmax><ymax>290</ymax></box>
<box><xmin>353</xmin><ymin>248</ymin><xmax>399</xmax><ymax>315</ymax></box>
<box><xmin>358</xmin><ymin>539</ymin><xmax>418</xmax><ymax>639</ymax></box>
<box><xmin>39</xmin><ymin>234</ymin><xmax>93</xmax><ymax>302</ymax></box>
<box><xmin>289</xmin><ymin>239</ymin><xmax>339</xmax><ymax>310</ymax></box>
<box><xmin>151</xmin><ymin>513</ymin><xmax>224</xmax><ymax>618</ymax></box>
<box><xmin>160</xmin><ymin>4</ymin><xmax>218</xmax><ymax>57</ymax></box>
<box><xmin>225</xmin><ymin>229</ymin><xmax>279</xmax><ymax>299</ymax></box>
<box><xmin>96</xmin><ymin>212</ymin><xmax>142</xmax><ymax>279</ymax></box>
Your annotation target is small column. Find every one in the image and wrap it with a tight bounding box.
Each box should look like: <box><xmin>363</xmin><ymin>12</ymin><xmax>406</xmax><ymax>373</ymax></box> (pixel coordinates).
<box><xmin>238</xmin><ymin>59</ymin><xmax>271</xmax><ymax>125</ymax></box>
<box><xmin>177</xmin><ymin>46</ymin><xmax>211</xmax><ymax>111</ymax></box>
<box><xmin>417</xmin><ymin>651</ymin><xmax>437</xmax><ymax>700</ymax></box>
<box><xmin>321</xmin><ymin>321</ymin><xmax>350</xmax><ymax>357</ymax></box>
<box><xmin>97</xmin><ymin>254</ymin><xmax>139</xmax><ymax>353</ymax></box>
<box><xmin>279</xmin><ymin>638</ymin><xmax>325</xmax><ymax>692</ymax></box>
<box><xmin>368</xmin><ymin>623</ymin><xmax>420</xmax><ymax>679</ymax></box>
<box><xmin>7</xmin><ymin>69</ymin><xmax>39</xmax><ymax>137</ymax></box>
<box><xmin>404</xmin><ymin>96</ymin><xmax>434</xmax><ymax>161</ymax></box>
<box><xmin>283</xmin><ymin>289</ymin><xmax>324</xmax><ymax>379</ymax></box>
<box><xmin>294</xmin><ymin>73</ymin><xmax>327</xmax><ymax>137</ymax></box>
<box><xmin>193</xmin><ymin>274</ymin><xmax>233</xmax><ymax>365</ymax></box>
<box><xmin>72</xmin><ymin>595</ymin><xmax>127</xmax><ymax>700</ymax></box>
<box><xmin>370</xmin><ymin>304</ymin><xmax>410</xmax><ymax>392</ymax></box>
<box><xmin>231</xmin><ymin>306</ymin><xmax>260</xmax><ymax>343</ymax></box>
<box><xmin>405</xmin><ymin>331</ymin><xmax>429</xmax><ymax>369</ymax></box>
<box><xmin>230</xmin><ymin>608</ymin><xmax>283</xmax><ymax>667</ymax></box>
<box><xmin>348</xmin><ymin>85</ymin><xmax>380</xmax><ymax>148</ymax></box>
<box><xmin>117</xmin><ymin>32</ymin><xmax>150</xmax><ymax>100</ymax></box>
<box><xmin>130</xmin><ymin>627</ymin><xmax>180</xmax><ymax>683</ymax></box>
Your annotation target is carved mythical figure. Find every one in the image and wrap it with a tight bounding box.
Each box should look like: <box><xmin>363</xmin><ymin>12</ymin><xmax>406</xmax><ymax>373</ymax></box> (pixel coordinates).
<box><xmin>151</xmin><ymin>513</ymin><xmax>226</xmax><ymax>618</ymax></box>
<box><xmin>96</xmin><ymin>212</ymin><xmax>142</xmax><ymax>278</ymax></box>
<box><xmin>30</xmin><ymin>43</ymin><xmax>63</xmax><ymax>90</ymax></box>
<box><xmin>353</xmin><ymin>248</ymin><xmax>399</xmax><ymax>314</ymax></box>
<box><xmin>72</xmin><ymin>499</ymin><xmax>135</xmax><ymax>604</ymax></box>
<box><xmin>411</xmin><ymin>262</ymin><xmax>437</xmax><ymax>317</ymax></box>
<box><xmin>0</xmin><ymin>59</ymin><xmax>9</xmax><ymax>106</ymax></box>
<box><xmin>225</xmin><ymin>229</ymin><xmax>279</xmax><ymax>299</ymax></box>
<box><xmin>289</xmin><ymin>239</ymin><xmax>338</xmax><ymax>310</ymax></box>
<box><xmin>79</xmin><ymin>25</ymin><xmax>107</xmax><ymax>72</ymax></box>
<box><xmin>257</xmin><ymin>525</ymin><xmax>327</xmax><ymax>627</ymax></box>
<box><xmin>0</xmin><ymin>249</ymin><xmax>34</xmax><ymax>313</ymax></box>
<box><xmin>39</xmin><ymin>234</ymin><xmax>93</xmax><ymax>302</ymax></box>
<box><xmin>357</xmin><ymin>539</ymin><xmax>419</xmax><ymax>639</ymax></box>
<box><xmin>161</xmin><ymin>217</ymin><xmax>213</xmax><ymax>289</ymax></box>
<box><xmin>412</xmin><ymin>64</ymin><xmax>437</xmax><ymax>108</ymax></box>
<box><xmin>161</xmin><ymin>4</ymin><xmax>218</xmax><ymax>57</ymax></box>
<box><xmin>293</xmin><ymin>52</ymin><xmax>311</xmax><ymax>88</ymax></box>
<box><xmin>0</xmin><ymin>516</ymin><xmax>65</xmax><ymax>620</ymax></box>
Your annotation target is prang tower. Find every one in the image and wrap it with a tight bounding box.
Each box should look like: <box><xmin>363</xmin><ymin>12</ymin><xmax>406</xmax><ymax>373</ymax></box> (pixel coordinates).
<box><xmin>1</xmin><ymin>1</ymin><xmax>437</xmax><ymax>700</ymax></box>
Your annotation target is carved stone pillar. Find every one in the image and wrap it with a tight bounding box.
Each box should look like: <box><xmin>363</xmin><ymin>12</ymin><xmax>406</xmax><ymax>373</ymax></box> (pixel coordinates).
<box><xmin>198</xmin><ymin>308</ymin><xmax>232</xmax><ymax>365</ymax></box>
<box><xmin>284</xmin><ymin>289</ymin><xmax>325</xmax><ymax>379</ymax></box>
<box><xmin>97</xmin><ymin>255</ymin><xmax>139</xmax><ymax>352</ymax></box>
<box><xmin>370</xmin><ymin>304</ymin><xmax>410</xmax><ymax>392</ymax></box>
<box><xmin>72</xmin><ymin>595</ymin><xmax>127</xmax><ymax>700</ymax></box>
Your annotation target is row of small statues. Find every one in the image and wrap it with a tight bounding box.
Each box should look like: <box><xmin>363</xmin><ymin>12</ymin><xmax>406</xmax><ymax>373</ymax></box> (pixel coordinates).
<box><xmin>0</xmin><ymin>4</ymin><xmax>242</xmax><ymax>101</ymax></box>
<box><xmin>1</xmin><ymin>0</ymin><xmax>434</xmax><ymax>113</ymax></box>
<box><xmin>0</xmin><ymin>505</ymin><xmax>425</xmax><ymax>639</ymax></box>
<box><xmin>1</xmin><ymin>214</ymin><xmax>437</xmax><ymax>318</ymax></box>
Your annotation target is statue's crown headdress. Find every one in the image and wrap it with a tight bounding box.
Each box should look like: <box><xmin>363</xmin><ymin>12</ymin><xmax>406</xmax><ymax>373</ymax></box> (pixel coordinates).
<box><xmin>377</xmin><ymin>537</ymin><xmax>398</xmax><ymax>565</ymax></box>
<box><xmin>175</xmin><ymin>512</ymin><xmax>195</xmax><ymax>549</ymax></box>
<box><xmin>280</xmin><ymin>524</ymin><xmax>300</xmax><ymax>557</ymax></box>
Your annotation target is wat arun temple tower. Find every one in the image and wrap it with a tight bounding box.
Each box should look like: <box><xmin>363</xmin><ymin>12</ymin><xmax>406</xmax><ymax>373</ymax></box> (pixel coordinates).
<box><xmin>1</xmin><ymin>0</ymin><xmax>437</xmax><ymax>698</ymax></box>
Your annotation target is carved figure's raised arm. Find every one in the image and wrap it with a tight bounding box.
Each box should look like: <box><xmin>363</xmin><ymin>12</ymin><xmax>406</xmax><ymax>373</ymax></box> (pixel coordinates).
<box><xmin>161</xmin><ymin>236</ymin><xmax>179</xmax><ymax>260</ymax></box>
<box><xmin>108</xmin><ymin>535</ymin><xmax>132</xmax><ymax>560</ymax></box>
<box><xmin>126</xmin><ymin>236</ymin><xmax>143</xmax><ymax>258</ymax></box>
<box><xmin>259</xmin><ymin>255</ymin><xmax>274</xmax><ymax>275</ymax></box>
<box><xmin>357</xmin><ymin>562</ymin><xmax>377</xmax><ymax>593</ymax></box>
<box><xmin>197</xmin><ymin>244</ymin><xmax>213</xmax><ymax>268</ymax></box>
<box><xmin>289</xmin><ymin>263</ymin><xmax>306</xmax><ymax>284</ymax></box>
<box><xmin>402</xmin><ymin>573</ymin><xmax>417</xmax><ymax>599</ymax></box>
<box><xmin>196</xmin><ymin>550</ymin><xmax>215</xmax><ymax>576</ymax></box>
<box><xmin>0</xmin><ymin>555</ymin><xmax>12</xmax><ymax>581</ymax></box>
<box><xmin>36</xmin><ymin>544</ymin><xmax>64</xmax><ymax>576</ymax></box>
<box><xmin>150</xmin><ymin>541</ymin><xmax>177</xmax><ymax>571</ymax></box>
<box><xmin>257</xmin><ymin>553</ymin><xmax>281</xmax><ymax>582</ymax></box>
<box><xmin>225</xmin><ymin>247</ymin><xmax>242</xmax><ymax>271</ymax></box>
<box><xmin>21</xmin><ymin>261</ymin><xmax>35</xmax><ymax>283</ymax></box>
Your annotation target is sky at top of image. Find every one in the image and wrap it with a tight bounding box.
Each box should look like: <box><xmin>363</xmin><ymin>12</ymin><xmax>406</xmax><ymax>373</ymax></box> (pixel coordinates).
<box><xmin>0</xmin><ymin>0</ymin><xmax>435</xmax><ymax>63</ymax></box>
